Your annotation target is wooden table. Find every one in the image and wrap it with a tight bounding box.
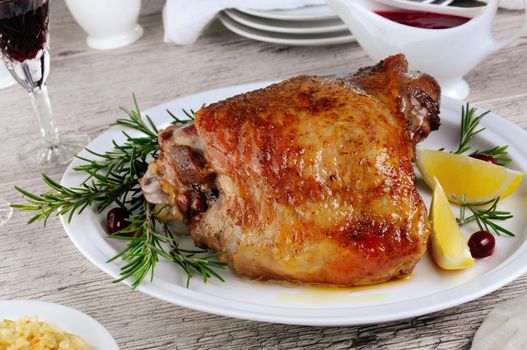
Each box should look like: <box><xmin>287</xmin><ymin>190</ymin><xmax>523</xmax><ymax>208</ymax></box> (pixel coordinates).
<box><xmin>1</xmin><ymin>1</ymin><xmax>526</xmax><ymax>349</ymax></box>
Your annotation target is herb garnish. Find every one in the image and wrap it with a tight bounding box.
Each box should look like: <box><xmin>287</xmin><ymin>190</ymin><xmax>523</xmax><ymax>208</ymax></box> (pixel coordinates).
<box><xmin>454</xmin><ymin>195</ymin><xmax>514</xmax><ymax>237</ymax></box>
<box><xmin>108</xmin><ymin>201</ymin><xmax>225</xmax><ymax>288</ymax></box>
<box><xmin>12</xmin><ymin>97</ymin><xmax>225</xmax><ymax>288</ymax></box>
<box><xmin>438</xmin><ymin>104</ymin><xmax>516</xmax><ymax>237</ymax></box>
<box><xmin>453</xmin><ymin>104</ymin><xmax>510</xmax><ymax>166</ymax></box>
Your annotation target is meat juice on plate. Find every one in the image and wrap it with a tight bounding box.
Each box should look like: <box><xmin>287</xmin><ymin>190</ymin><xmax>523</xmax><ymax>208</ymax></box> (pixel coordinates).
<box><xmin>0</xmin><ymin>0</ymin><xmax>49</xmax><ymax>62</ymax></box>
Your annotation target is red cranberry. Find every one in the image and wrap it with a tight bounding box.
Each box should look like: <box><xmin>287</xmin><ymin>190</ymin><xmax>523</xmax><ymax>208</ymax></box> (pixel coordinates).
<box><xmin>106</xmin><ymin>207</ymin><xmax>130</xmax><ymax>234</ymax></box>
<box><xmin>468</xmin><ymin>231</ymin><xmax>495</xmax><ymax>259</ymax></box>
<box><xmin>470</xmin><ymin>153</ymin><xmax>497</xmax><ymax>164</ymax></box>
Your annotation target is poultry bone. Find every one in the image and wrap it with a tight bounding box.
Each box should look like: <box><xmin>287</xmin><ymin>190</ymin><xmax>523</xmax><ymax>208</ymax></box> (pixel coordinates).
<box><xmin>140</xmin><ymin>54</ymin><xmax>441</xmax><ymax>286</ymax></box>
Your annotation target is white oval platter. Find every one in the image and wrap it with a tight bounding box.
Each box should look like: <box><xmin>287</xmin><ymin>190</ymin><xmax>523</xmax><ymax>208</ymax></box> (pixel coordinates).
<box><xmin>61</xmin><ymin>81</ymin><xmax>527</xmax><ymax>326</ymax></box>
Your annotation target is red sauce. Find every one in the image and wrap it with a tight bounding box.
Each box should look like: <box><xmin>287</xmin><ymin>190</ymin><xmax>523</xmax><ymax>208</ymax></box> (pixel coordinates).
<box><xmin>375</xmin><ymin>10</ymin><xmax>471</xmax><ymax>29</ymax></box>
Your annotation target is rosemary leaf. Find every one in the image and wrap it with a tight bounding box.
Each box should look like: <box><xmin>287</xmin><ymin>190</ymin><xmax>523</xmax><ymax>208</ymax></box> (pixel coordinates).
<box><xmin>451</xmin><ymin>103</ymin><xmax>511</xmax><ymax>166</ymax></box>
<box><xmin>12</xmin><ymin>97</ymin><xmax>224</xmax><ymax>288</ymax></box>
<box><xmin>455</xmin><ymin>195</ymin><xmax>515</xmax><ymax>237</ymax></box>
<box><xmin>454</xmin><ymin>103</ymin><xmax>490</xmax><ymax>155</ymax></box>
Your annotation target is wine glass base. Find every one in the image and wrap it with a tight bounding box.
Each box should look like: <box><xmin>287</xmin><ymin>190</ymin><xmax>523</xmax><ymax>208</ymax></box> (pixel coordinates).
<box><xmin>20</xmin><ymin>133</ymin><xmax>91</xmax><ymax>169</ymax></box>
<box><xmin>0</xmin><ymin>199</ymin><xmax>13</xmax><ymax>226</ymax></box>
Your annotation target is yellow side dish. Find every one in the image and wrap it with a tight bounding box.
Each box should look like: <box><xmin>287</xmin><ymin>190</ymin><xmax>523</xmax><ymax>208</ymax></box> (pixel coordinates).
<box><xmin>0</xmin><ymin>316</ymin><xmax>90</xmax><ymax>350</ymax></box>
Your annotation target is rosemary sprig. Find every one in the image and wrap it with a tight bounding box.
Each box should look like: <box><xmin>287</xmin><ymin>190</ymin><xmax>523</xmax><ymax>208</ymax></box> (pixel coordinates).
<box><xmin>472</xmin><ymin>145</ymin><xmax>511</xmax><ymax>167</ymax></box>
<box><xmin>454</xmin><ymin>104</ymin><xmax>489</xmax><ymax>154</ymax></box>
<box><xmin>109</xmin><ymin>201</ymin><xmax>225</xmax><ymax>288</ymax></box>
<box><xmin>75</xmin><ymin>96</ymin><xmax>194</xmax><ymax>192</ymax></box>
<box><xmin>13</xmin><ymin>97</ymin><xmax>224</xmax><ymax>288</ymax></box>
<box><xmin>165</xmin><ymin>226</ymin><xmax>225</xmax><ymax>288</ymax></box>
<box><xmin>452</xmin><ymin>104</ymin><xmax>510</xmax><ymax>165</ymax></box>
<box><xmin>109</xmin><ymin>202</ymin><xmax>171</xmax><ymax>288</ymax></box>
<box><xmin>12</xmin><ymin>174</ymin><xmax>135</xmax><ymax>225</ymax></box>
<box><xmin>455</xmin><ymin>194</ymin><xmax>515</xmax><ymax>237</ymax></box>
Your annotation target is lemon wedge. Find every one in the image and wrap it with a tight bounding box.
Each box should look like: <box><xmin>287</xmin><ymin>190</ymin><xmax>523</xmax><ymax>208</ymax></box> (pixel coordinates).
<box><xmin>416</xmin><ymin>149</ymin><xmax>524</xmax><ymax>203</ymax></box>
<box><xmin>430</xmin><ymin>178</ymin><xmax>474</xmax><ymax>270</ymax></box>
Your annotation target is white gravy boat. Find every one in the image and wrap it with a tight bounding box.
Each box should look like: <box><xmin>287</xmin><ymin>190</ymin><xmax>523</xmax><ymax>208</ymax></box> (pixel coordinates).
<box><xmin>326</xmin><ymin>0</ymin><xmax>527</xmax><ymax>99</ymax></box>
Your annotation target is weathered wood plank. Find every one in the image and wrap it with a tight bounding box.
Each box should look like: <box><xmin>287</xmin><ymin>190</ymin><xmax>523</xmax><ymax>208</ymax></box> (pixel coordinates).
<box><xmin>1</xmin><ymin>1</ymin><xmax>526</xmax><ymax>349</ymax></box>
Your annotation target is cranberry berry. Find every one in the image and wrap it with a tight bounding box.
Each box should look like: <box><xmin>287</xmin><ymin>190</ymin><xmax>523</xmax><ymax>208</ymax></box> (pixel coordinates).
<box><xmin>106</xmin><ymin>207</ymin><xmax>130</xmax><ymax>234</ymax></box>
<box><xmin>468</xmin><ymin>230</ymin><xmax>495</xmax><ymax>259</ymax></box>
<box><xmin>470</xmin><ymin>153</ymin><xmax>497</xmax><ymax>164</ymax></box>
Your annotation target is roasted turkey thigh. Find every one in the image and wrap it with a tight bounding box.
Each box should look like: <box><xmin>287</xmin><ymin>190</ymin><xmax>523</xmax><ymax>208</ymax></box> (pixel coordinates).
<box><xmin>141</xmin><ymin>54</ymin><xmax>440</xmax><ymax>286</ymax></box>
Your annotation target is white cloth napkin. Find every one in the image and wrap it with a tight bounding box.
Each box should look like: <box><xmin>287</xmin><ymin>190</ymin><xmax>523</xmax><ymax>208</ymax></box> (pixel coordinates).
<box><xmin>482</xmin><ymin>0</ymin><xmax>525</xmax><ymax>10</ymax></box>
<box><xmin>471</xmin><ymin>293</ymin><xmax>527</xmax><ymax>350</ymax></box>
<box><xmin>163</xmin><ymin>0</ymin><xmax>324</xmax><ymax>45</ymax></box>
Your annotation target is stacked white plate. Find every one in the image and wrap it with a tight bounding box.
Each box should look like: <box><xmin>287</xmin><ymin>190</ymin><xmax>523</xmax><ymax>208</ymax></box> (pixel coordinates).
<box><xmin>218</xmin><ymin>0</ymin><xmax>473</xmax><ymax>46</ymax></box>
<box><xmin>219</xmin><ymin>6</ymin><xmax>353</xmax><ymax>46</ymax></box>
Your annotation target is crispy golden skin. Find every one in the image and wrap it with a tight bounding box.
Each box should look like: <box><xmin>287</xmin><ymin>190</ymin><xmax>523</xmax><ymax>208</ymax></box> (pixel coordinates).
<box><xmin>142</xmin><ymin>54</ymin><xmax>440</xmax><ymax>286</ymax></box>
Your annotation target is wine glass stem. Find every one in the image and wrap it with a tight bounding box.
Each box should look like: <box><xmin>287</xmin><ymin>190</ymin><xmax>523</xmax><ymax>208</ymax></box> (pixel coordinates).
<box><xmin>28</xmin><ymin>84</ymin><xmax>60</xmax><ymax>147</ymax></box>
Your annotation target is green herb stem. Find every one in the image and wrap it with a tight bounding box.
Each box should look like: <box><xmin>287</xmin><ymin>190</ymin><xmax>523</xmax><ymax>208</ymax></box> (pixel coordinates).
<box><xmin>452</xmin><ymin>103</ymin><xmax>510</xmax><ymax>166</ymax></box>
<box><xmin>13</xmin><ymin>97</ymin><xmax>224</xmax><ymax>288</ymax></box>
<box><xmin>455</xmin><ymin>195</ymin><xmax>515</xmax><ymax>237</ymax></box>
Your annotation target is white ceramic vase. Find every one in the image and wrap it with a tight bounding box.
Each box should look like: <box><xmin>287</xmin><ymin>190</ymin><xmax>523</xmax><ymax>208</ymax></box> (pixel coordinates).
<box><xmin>65</xmin><ymin>0</ymin><xmax>143</xmax><ymax>50</ymax></box>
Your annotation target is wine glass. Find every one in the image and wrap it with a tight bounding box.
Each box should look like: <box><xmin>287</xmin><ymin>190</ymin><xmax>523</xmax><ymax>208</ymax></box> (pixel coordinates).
<box><xmin>0</xmin><ymin>0</ymin><xmax>89</xmax><ymax>169</ymax></box>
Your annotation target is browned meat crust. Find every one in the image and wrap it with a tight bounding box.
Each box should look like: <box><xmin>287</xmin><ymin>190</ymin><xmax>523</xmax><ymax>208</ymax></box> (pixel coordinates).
<box><xmin>141</xmin><ymin>54</ymin><xmax>440</xmax><ymax>286</ymax></box>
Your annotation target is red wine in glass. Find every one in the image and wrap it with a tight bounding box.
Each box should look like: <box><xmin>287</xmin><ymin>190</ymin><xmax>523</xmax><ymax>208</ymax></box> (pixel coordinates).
<box><xmin>0</xmin><ymin>0</ymin><xmax>49</xmax><ymax>62</ymax></box>
<box><xmin>0</xmin><ymin>0</ymin><xmax>89</xmax><ymax>169</ymax></box>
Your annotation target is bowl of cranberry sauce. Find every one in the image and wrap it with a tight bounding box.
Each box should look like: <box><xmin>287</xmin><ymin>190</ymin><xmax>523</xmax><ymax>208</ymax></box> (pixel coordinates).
<box><xmin>374</xmin><ymin>10</ymin><xmax>471</xmax><ymax>29</ymax></box>
<box><xmin>326</xmin><ymin>0</ymin><xmax>527</xmax><ymax>99</ymax></box>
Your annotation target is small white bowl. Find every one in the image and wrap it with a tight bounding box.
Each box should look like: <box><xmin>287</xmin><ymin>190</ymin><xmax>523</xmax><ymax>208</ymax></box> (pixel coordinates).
<box><xmin>0</xmin><ymin>300</ymin><xmax>118</xmax><ymax>350</ymax></box>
